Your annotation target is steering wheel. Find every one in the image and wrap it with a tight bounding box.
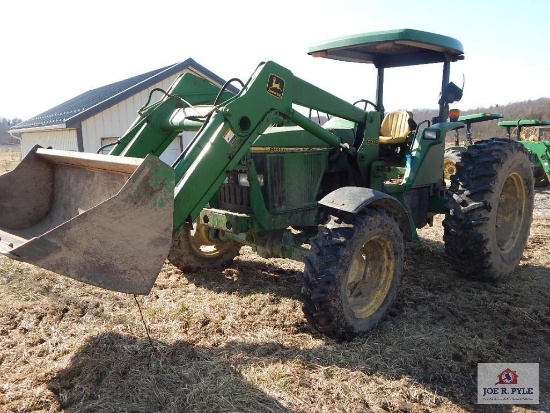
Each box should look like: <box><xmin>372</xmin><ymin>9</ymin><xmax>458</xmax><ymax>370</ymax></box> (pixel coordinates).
<box><xmin>353</xmin><ymin>99</ymin><xmax>380</xmax><ymax>112</ymax></box>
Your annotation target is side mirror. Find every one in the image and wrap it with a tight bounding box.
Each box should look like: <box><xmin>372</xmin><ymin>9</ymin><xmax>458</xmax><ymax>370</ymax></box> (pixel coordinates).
<box><xmin>443</xmin><ymin>82</ymin><xmax>463</xmax><ymax>104</ymax></box>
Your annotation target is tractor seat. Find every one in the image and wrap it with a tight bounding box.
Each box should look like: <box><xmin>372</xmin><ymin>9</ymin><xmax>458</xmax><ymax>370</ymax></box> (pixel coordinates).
<box><xmin>379</xmin><ymin>110</ymin><xmax>414</xmax><ymax>144</ymax></box>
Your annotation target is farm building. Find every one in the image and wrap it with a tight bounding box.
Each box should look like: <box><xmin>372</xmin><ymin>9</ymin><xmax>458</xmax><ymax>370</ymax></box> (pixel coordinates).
<box><xmin>10</xmin><ymin>59</ymin><xmax>234</xmax><ymax>165</ymax></box>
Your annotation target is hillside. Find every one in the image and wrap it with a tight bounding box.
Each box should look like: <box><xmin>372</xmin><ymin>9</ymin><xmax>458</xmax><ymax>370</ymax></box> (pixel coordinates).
<box><xmin>0</xmin><ymin>117</ymin><xmax>20</xmax><ymax>146</ymax></box>
<box><xmin>413</xmin><ymin>97</ymin><xmax>550</xmax><ymax>142</ymax></box>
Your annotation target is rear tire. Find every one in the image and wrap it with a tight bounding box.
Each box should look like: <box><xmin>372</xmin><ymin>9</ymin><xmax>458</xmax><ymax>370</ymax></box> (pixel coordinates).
<box><xmin>443</xmin><ymin>139</ymin><xmax>534</xmax><ymax>281</ymax></box>
<box><xmin>301</xmin><ymin>207</ymin><xmax>404</xmax><ymax>340</ymax></box>
<box><xmin>168</xmin><ymin>220</ymin><xmax>241</xmax><ymax>271</ymax></box>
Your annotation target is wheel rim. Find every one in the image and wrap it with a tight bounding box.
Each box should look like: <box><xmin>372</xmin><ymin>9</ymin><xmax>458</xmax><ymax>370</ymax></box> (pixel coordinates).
<box><xmin>496</xmin><ymin>172</ymin><xmax>526</xmax><ymax>253</ymax></box>
<box><xmin>346</xmin><ymin>236</ymin><xmax>395</xmax><ymax>319</ymax></box>
<box><xmin>188</xmin><ymin>223</ymin><xmax>231</xmax><ymax>258</ymax></box>
<box><xmin>443</xmin><ymin>158</ymin><xmax>456</xmax><ymax>180</ymax></box>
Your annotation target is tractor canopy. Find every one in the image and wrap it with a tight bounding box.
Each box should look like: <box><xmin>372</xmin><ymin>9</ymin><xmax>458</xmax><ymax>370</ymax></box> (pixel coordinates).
<box><xmin>457</xmin><ymin>113</ymin><xmax>503</xmax><ymax>124</ymax></box>
<box><xmin>498</xmin><ymin>120</ymin><xmax>550</xmax><ymax>128</ymax></box>
<box><xmin>308</xmin><ymin>28</ymin><xmax>464</xmax><ymax>68</ymax></box>
<box><xmin>498</xmin><ymin>119</ymin><xmax>550</xmax><ymax>141</ymax></box>
<box><xmin>309</xmin><ymin>28</ymin><xmax>465</xmax><ymax>123</ymax></box>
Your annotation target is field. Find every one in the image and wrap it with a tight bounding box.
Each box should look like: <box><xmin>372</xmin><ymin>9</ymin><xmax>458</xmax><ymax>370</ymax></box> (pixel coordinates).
<box><xmin>0</xmin><ymin>147</ymin><xmax>20</xmax><ymax>175</ymax></box>
<box><xmin>0</xmin><ymin>148</ymin><xmax>549</xmax><ymax>412</ymax></box>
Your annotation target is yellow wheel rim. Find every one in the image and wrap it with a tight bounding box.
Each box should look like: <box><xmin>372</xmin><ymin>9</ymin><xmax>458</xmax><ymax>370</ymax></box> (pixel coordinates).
<box><xmin>496</xmin><ymin>172</ymin><xmax>526</xmax><ymax>253</ymax></box>
<box><xmin>443</xmin><ymin>158</ymin><xmax>456</xmax><ymax>180</ymax></box>
<box><xmin>189</xmin><ymin>223</ymin><xmax>231</xmax><ymax>258</ymax></box>
<box><xmin>346</xmin><ymin>236</ymin><xmax>395</xmax><ymax>319</ymax></box>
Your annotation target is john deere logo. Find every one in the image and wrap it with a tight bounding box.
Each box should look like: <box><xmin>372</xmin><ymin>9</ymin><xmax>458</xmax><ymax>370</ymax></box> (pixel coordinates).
<box><xmin>267</xmin><ymin>74</ymin><xmax>285</xmax><ymax>98</ymax></box>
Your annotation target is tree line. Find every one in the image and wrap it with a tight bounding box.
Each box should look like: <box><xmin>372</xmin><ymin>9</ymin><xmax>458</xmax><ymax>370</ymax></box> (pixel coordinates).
<box><xmin>0</xmin><ymin>117</ymin><xmax>22</xmax><ymax>145</ymax></box>
<box><xmin>413</xmin><ymin>97</ymin><xmax>550</xmax><ymax>142</ymax></box>
<box><xmin>2</xmin><ymin>97</ymin><xmax>549</xmax><ymax>147</ymax></box>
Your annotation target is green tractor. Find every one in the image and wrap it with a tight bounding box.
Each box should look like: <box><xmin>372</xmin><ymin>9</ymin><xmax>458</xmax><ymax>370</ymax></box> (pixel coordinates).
<box><xmin>498</xmin><ymin>119</ymin><xmax>550</xmax><ymax>187</ymax></box>
<box><xmin>0</xmin><ymin>29</ymin><xmax>535</xmax><ymax>340</ymax></box>
<box><xmin>443</xmin><ymin>112</ymin><xmax>503</xmax><ymax>180</ymax></box>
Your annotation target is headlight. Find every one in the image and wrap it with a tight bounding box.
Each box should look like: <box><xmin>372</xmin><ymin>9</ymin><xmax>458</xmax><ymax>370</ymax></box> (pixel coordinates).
<box><xmin>423</xmin><ymin>129</ymin><xmax>439</xmax><ymax>140</ymax></box>
<box><xmin>238</xmin><ymin>173</ymin><xmax>249</xmax><ymax>187</ymax></box>
<box><xmin>238</xmin><ymin>173</ymin><xmax>264</xmax><ymax>187</ymax></box>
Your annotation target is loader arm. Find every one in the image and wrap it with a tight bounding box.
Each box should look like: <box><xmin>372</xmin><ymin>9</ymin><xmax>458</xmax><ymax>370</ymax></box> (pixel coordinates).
<box><xmin>171</xmin><ymin>61</ymin><xmax>369</xmax><ymax>229</ymax></box>
<box><xmin>108</xmin><ymin>73</ymin><xmax>236</xmax><ymax>158</ymax></box>
<box><xmin>119</xmin><ymin>60</ymin><xmax>369</xmax><ymax>230</ymax></box>
<box><xmin>0</xmin><ymin>61</ymin><xmax>368</xmax><ymax>295</ymax></box>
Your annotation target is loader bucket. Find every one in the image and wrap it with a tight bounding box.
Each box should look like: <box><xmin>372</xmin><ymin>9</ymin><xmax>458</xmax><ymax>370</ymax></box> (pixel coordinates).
<box><xmin>0</xmin><ymin>147</ymin><xmax>174</xmax><ymax>294</ymax></box>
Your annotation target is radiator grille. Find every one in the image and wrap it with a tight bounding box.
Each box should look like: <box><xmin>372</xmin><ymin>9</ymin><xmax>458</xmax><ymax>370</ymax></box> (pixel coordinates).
<box><xmin>267</xmin><ymin>152</ymin><xmax>326</xmax><ymax>212</ymax></box>
<box><xmin>218</xmin><ymin>183</ymin><xmax>251</xmax><ymax>213</ymax></box>
<box><xmin>269</xmin><ymin>156</ymin><xmax>285</xmax><ymax>208</ymax></box>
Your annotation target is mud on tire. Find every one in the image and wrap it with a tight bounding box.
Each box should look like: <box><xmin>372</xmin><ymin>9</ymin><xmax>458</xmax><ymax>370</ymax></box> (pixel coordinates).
<box><xmin>300</xmin><ymin>207</ymin><xmax>404</xmax><ymax>340</ymax></box>
<box><xmin>168</xmin><ymin>220</ymin><xmax>241</xmax><ymax>272</ymax></box>
<box><xmin>443</xmin><ymin>139</ymin><xmax>534</xmax><ymax>281</ymax></box>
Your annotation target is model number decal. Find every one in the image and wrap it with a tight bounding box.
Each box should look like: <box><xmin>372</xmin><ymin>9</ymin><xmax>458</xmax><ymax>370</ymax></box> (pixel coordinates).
<box><xmin>223</xmin><ymin>129</ymin><xmax>237</xmax><ymax>146</ymax></box>
<box><xmin>250</xmin><ymin>147</ymin><xmax>330</xmax><ymax>153</ymax></box>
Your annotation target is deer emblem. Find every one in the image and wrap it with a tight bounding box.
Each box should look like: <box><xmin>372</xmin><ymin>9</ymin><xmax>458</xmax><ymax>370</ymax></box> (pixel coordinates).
<box><xmin>267</xmin><ymin>74</ymin><xmax>285</xmax><ymax>98</ymax></box>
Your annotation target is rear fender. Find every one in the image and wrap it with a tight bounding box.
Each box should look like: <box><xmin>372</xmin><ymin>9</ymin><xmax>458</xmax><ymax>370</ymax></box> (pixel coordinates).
<box><xmin>319</xmin><ymin>186</ymin><xmax>413</xmax><ymax>241</ymax></box>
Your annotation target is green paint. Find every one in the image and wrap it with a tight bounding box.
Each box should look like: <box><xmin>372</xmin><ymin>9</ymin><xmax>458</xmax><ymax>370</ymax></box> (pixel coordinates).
<box><xmin>498</xmin><ymin>120</ymin><xmax>550</xmax><ymax>183</ymax></box>
<box><xmin>102</xmin><ymin>28</ymin><xmax>467</xmax><ymax>260</ymax></box>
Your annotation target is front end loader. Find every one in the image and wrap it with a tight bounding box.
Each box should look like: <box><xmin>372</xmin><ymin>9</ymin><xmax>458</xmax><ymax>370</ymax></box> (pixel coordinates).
<box><xmin>0</xmin><ymin>150</ymin><xmax>174</xmax><ymax>293</ymax></box>
<box><xmin>498</xmin><ymin>119</ymin><xmax>550</xmax><ymax>187</ymax></box>
<box><xmin>0</xmin><ymin>29</ymin><xmax>535</xmax><ymax>340</ymax></box>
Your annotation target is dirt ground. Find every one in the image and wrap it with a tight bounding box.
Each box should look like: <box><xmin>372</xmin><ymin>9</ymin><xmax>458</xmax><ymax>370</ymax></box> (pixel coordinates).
<box><xmin>0</xmin><ymin>155</ymin><xmax>548</xmax><ymax>412</ymax></box>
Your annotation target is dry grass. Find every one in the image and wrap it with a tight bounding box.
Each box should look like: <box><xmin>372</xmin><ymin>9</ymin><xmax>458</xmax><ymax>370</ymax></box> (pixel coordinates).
<box><xmin>0</xmin><ymin>195</ymin><xmax>549</xmax><ymax>412</ymax></box>
<box><xmin>0</xmin><ymin>147</ymin><xmax>20</xmax><ymax>174</ymax></box>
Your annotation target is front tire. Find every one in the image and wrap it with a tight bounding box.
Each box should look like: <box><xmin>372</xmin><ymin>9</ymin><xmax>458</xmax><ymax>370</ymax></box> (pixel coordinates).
<box><xmin>168</xmin><ymin>220</ymin><xmax>241</xmax><ymax>271</ymax></box>
<box><xmin>301</xmin><ymin>207</ymin><xmax>404</xmax><ymax>340</ymax></box>
<box><xmin>443</xmin><ymin>139</ymin><xmax>534</xmax><ymax>280</ymax></box>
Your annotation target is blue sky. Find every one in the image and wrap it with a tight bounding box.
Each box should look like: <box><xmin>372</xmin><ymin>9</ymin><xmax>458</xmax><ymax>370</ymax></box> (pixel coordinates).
<box><xmin>1</xmin><ymin>0</ymin><xmax>549</xmax><ymax>120</ymax></box>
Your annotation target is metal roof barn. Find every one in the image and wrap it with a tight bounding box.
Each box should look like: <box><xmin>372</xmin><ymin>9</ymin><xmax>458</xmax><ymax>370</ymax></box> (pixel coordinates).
<box><xmin>10</xmin><ymin>58</ymin><xmax>234</xmax><ymax>165</ymax></box>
